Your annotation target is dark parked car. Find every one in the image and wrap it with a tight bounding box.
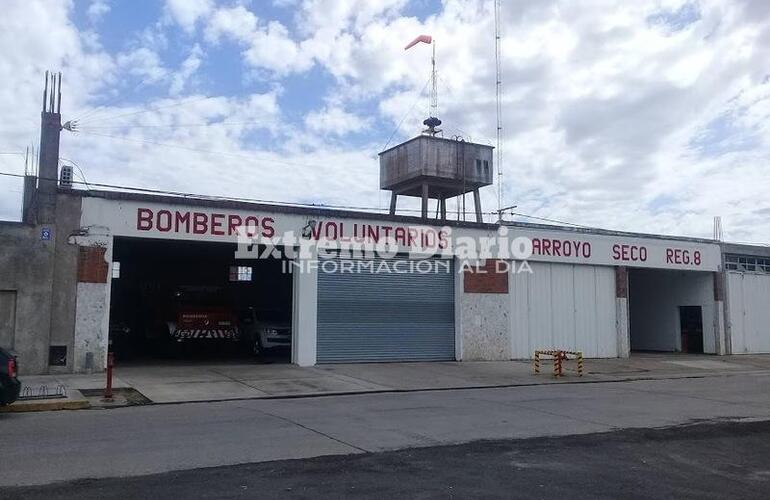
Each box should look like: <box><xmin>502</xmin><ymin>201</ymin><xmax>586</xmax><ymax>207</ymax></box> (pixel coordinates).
<box><xmin>0</xmin><ymin>347</ymin><xmax>21</xmax><ymax>406</ymax></box>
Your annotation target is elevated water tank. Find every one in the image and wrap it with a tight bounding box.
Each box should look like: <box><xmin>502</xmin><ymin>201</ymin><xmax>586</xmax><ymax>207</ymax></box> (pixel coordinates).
<box><xmin>379</xmin><ymin>135</ymin><xmax>493</xmax><ymax>221</ymax></box>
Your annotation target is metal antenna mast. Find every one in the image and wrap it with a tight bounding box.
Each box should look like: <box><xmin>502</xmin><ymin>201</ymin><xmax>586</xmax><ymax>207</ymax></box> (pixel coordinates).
<box><xmin>494</xmin><ymin>0</ymin><xmax>503</xmax><ymax>217</ymax></box>
<box><xmin>405</xmin><ymin>35</ymin><xmax>441</xmax><ymax>135</ymax></box>
<box><xmin>713</xmin><ymin>216</ymin><xmax>724</xmax><ymax>241</ymax></box>
<box><xmin>431</xmin><ymin>40</ymin><xmax>438</xmax><ymax>119</ymax></box>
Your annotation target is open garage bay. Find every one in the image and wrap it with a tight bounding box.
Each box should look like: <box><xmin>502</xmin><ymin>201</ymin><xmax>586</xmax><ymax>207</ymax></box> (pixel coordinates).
<box><xmin>109</xmin><ymin>237</ymin><xmax>293</xmax><ymax>364</ymax></box>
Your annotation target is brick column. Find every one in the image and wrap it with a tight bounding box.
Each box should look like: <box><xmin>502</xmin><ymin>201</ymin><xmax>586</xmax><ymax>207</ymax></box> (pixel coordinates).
<box><xmin>615</xmin><ymin>266</ymin><xmax>630</xmax><ymax>358</ymax></box>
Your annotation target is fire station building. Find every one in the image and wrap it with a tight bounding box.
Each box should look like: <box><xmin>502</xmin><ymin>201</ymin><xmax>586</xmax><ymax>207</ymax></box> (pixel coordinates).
<box><xmin>2</xmin><ymin>80</ymin><xmax>770</xmax><ymax>375</ymax></box>
<box><xmin>4</xmin><ymin>182</ymin><xmax>770</xmax><ymax>375</ymax></box>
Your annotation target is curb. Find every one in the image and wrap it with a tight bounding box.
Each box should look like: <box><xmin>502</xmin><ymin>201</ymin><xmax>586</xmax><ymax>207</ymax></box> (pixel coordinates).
<box><xmin>83</xmin><ymin>371</ymin><xmax>732</xmax><ymax>410</ymax></box>
<box><xmin>0</xmin><ymin>399</ymin><xmax>91</xmax><ymax>412</ymax></box>
<box><xmin>1</xmin><ymin>389</ymin><xmax>91</xmax><ymax>413</ymax></box>
<box><xmin>6</xmin><ymin>369</ymin><xmax>764</xmax><ymax>412</ymax></box>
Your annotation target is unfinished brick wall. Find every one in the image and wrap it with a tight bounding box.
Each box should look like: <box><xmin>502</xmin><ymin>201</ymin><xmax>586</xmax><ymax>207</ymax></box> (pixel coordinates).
<box><xmin>615</xmin><ymin>266</ymin><xmax>629</xmax><ymax>298</ymax></box>
<box><xmin>464</xmin><ymin>260</ymin><xmax>509</xmax><ymax>294</ymax></box>
<box><xmin>77</xmin><ymin>246</ymin><xmax>108</xmax><ymax>284</ymax></box>
<box><xmin>713</xmin><ymin>271</ymin><xmax>725</xmax><ymax>301</ymax></box>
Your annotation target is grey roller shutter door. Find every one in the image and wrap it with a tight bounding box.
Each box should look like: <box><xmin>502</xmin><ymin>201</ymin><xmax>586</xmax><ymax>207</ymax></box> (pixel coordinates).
<box><xmin>317</xmin><ymin>256</ymin><xmax>455</xmax><ymax>362</ymax></box>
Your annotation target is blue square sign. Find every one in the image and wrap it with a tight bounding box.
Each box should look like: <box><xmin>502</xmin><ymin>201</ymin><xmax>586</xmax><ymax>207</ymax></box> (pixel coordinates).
<box><xmin>41</xmin><ymin>227</ymin><xmax>51</xmax><ymax>241</ymax></box>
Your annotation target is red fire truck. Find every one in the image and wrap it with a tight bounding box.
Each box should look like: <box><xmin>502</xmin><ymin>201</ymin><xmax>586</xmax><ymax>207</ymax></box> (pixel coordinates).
<box><xmin>164</xmin><ymin>285</ymin><xmax>240</xmax><ymax>342</ymax></box>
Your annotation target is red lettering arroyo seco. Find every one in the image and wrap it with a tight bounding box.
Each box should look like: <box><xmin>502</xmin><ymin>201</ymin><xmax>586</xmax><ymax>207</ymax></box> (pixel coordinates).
<box><xmin>531</xmin><ymin>237</ymin><xmax>592</xmax><ymax>259</ymax></box>
<box><xmin>612</xmin><ymin>243</ymin><xmax>648</xmax><ymax>262</ymax></box>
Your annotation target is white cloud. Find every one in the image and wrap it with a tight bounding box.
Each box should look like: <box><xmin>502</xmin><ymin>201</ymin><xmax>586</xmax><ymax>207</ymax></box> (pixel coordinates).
<box><xmin>87</xmin><ymin>0</ymin><xmax>110</xmax><ymax>24</ymax></box>
<box><xmin>169</xmin><ymin>44</ymin><xmax>204</xmax><ymax>95</ymax></box>
<box><xmin>164</xmin><ymin>0</ymin><xmax>213</xmax><ymax>32</ymax></box>
<box><xmin>116</xmin><ymin>47</ymin><xmax>167</xmax><ymax>83</ymax></box>
<box><xmin>305</xmin><ymin>106</ymin><xmax>369</xmax><ymax>135</ymax></box>
<box><xmin>204</xmin><ymin>5</ymin><xmax>258</xmax><ymax>43</ymax></box>
<box><xmin>295</xmin><ymin>0</ymin><xmax>408</xmax><ymax>36</ymax></box>
<box><xmin>203</xmin><ymin>6</ymin><xmax>313</xmax><ymax>75</ymax></box>
<box><xmin>243</xmin><ymin>21</ymin><xmax>314</xmax><ymax>75</ymax></box>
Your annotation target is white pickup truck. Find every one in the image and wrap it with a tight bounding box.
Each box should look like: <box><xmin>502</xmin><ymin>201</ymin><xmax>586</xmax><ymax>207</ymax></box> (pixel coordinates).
<box><xmin>238</xmin><ymin>307</ymin><xmax>291</xmax><ymax>353</ymax></box>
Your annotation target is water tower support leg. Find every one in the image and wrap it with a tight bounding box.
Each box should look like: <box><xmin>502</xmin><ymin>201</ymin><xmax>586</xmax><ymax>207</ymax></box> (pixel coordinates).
<box><xmin>473</xmin><ymin>189</ymin><xmax>482</xmax><ymax>222</ymax></box>
<box><xmin>389</xmin><ymin>192</ymin><xmax>397</xmax><ymax>215</ymax></box>
<box><xmin>421</xmin><ymin>183</ymin><xmax>429</xmax><ymax>218</ymax></box>
<box><xmin>440</xmin><ymin>197</ymin><xmax>447</xmax><ymax>220</ymax></box>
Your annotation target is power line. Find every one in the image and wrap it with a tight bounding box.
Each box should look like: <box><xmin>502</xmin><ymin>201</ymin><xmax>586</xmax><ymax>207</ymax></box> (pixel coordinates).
<box><xmin>74</xmin><ymin>130</ymin><xmax>361</xmax><ymax>170</ymax></box>
<box><xmin>0</xmin><ymin>170</ymin><xmax>450</xmax><ymax>213</ymax></box>
<box><xmin>76</xmin><ymin>95</ymin><xmax>216</xmax><ymax>126</ymax></box>
<box><xmin>0</xmin><ymin>169</ymin><xmax>594</xmax><ymax>227</ymax></box>
<box><xmin>508</xmin><ymin>211</ymin><xmax>590</xmax><ymax>228</ymax></box>
<box><xmin>78</xmin><ymin>120</ymin><xmax>272</xmax><ymax>130</ymax></box>
<box><xmin>381</xmin><ymin>74</ymin><xmax>432</xmax><ymax>151</ymax></box>
<box><xmin>59</xmin><ymin>157</ymin><xmax>93</xmax><ymax>190</ymax></box>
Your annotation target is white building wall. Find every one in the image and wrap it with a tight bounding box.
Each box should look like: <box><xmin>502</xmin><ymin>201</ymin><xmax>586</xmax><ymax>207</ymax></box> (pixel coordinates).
<box><xmin>509</xmin><ymin>262</ymin><xmax>617</xmax><ymax>358</ymax></box>
<box><xmin>727</xmin><ymin>272</ymin><xmax>770</xmax><ymax>353</ymax></box>
<box><xmin>292</xmin><ymin>255</ymin><xmax>318</xmax><ymax>366</ymax></box>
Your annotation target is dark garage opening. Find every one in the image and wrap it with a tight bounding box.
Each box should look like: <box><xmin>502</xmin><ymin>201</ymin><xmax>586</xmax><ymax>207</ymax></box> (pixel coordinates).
<box><xmin>679</xmin><ymin>306</ymin><xmax>704</xmax><ymax>354</ymax></box>
<box><xmin>628</xmin><ymin>268</ymin><xmax>713</xmax><ymax>353</ymax></box>
<box><xmin>108</xmin><ymin>237</ymin><xmax>293</xmax><ymax>363</ymax></box>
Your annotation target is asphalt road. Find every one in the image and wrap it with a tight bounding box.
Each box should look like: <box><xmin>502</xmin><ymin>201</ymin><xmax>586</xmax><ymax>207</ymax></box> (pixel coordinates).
<box><xmin>4</xmin><ymin>419</ymin><xmax>770</xmax><ymax>499</ymax></box>
<box><xmin>2</xmin><ymin>372</ymin><xmax>770</xmax><ymax>488</ymax></box>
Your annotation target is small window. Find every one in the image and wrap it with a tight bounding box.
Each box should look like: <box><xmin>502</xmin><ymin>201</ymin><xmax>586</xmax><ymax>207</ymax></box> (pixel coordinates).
<box><xmin>475</xmin><ymin>159</ymin><xmax>482</xmax><ymax>175</ymax></box>
<box><xmin>483</xmin><ymin>160</ymin><xmax>489</xmax><ymax>175</ymax></box>
<box><xmin>49</xmin><ymin>345</ymin><xmax>67</xmax><ymax>366</ymax></box>
<box><xmin>111</xmin><ymin>261</ymin><xmax>121</xmax><ymax>279</ymax></box>
<box><xmin>739</xmin><ymin>257</ymin><xmax>756</xmax><ymax>272</ymax></box>
<box><xmin>229</xmin><ymin>266</ymin><xmax>252</xmax><ymax>282</ymax></box>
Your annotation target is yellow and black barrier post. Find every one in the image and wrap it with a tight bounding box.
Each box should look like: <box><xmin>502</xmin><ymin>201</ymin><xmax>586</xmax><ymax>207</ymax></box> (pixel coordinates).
<box><xmin>533</xmin><ymin>349</ymin><xmax>583</xmax><ymax>378</ymax></box>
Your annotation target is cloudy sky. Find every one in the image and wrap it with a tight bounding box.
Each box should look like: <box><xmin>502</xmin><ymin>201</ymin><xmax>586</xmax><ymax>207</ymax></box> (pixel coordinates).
<box><xmin>0</xmin><ymin>0</ymin><xmax>769</xmax><ymax>242</ymax></box>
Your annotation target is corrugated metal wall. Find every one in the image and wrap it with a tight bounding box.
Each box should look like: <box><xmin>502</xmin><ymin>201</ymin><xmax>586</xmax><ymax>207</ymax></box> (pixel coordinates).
<box><xmin>510</xmin><ymin>262</ymin><xmax>617</xmax><ymax>358</ymax></box>
<box><xmin>317</xmin><ymin>256</ymin><xmax>455</xmax><ymax>363</ymax></box>
<box><xmin>728</xmin><ymin>272</ymin><xmax>770</xmax><ymax>353</ymax></box>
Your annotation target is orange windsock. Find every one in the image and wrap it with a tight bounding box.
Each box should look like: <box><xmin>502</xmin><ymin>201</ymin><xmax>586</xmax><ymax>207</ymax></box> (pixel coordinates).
<box><xmin>404</xmin><ymin>34</ymin><xmax>432</xmax><ymax>50</ymax></box>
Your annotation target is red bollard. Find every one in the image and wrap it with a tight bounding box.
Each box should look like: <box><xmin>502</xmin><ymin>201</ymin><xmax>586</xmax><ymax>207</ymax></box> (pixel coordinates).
<box><xmin>103</xmin><ymin>352</ymin><xmax>115</xmax><ymax>401</ymax></box>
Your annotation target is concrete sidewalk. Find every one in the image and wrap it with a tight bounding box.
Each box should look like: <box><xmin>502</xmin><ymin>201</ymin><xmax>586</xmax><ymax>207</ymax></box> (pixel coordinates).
<box><xmin>9</xmin><ymin>353</ymin><xmax>770</xmax><ymax>408</ymax></box>
<box><xmin>3</xmin><ymin>372</ymin><xmax>770</xmax><ymax>487</ymax></box>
